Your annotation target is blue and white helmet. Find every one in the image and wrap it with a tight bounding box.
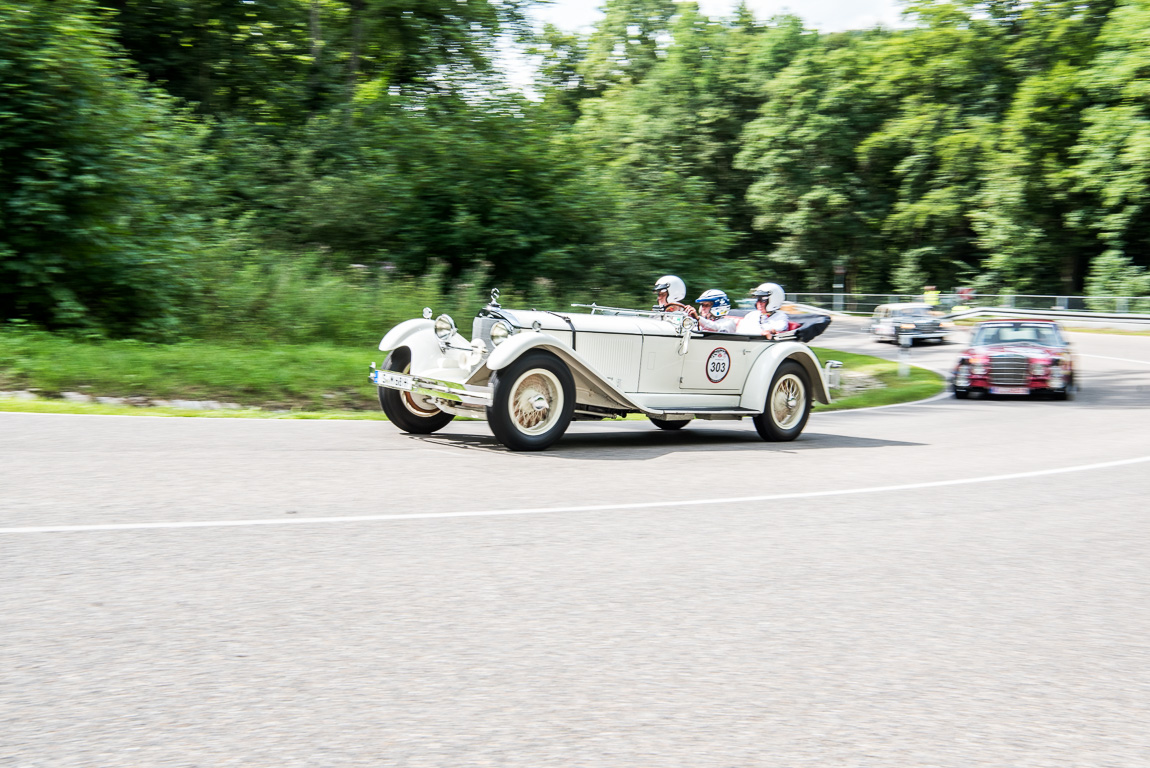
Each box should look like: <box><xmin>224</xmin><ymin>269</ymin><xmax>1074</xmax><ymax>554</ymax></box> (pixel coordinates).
<box><xmin>694</xmin><ymin>289</ymin><xmax>731</xmax><ymax>317</ymax></box>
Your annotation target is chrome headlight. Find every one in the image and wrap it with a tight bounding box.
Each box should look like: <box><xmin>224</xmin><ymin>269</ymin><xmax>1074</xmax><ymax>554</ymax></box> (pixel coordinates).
<box><xmin>434</xmin><ymin>314</ymin><xmax>456</xmax><ymax>340</ymax></box>
<box><xmin>1030</xmin><ymin>362</ymin><xmax>1048</xmax><ymax>376</ymax></box>
<box><xmin>490</xmin><ymin>320</ymin><xmax>513</xmax><ymax>346</ymax></box>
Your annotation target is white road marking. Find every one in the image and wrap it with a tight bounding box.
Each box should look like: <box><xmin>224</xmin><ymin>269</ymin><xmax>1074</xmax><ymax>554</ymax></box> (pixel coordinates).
<box><xmin>1078</xmin><ymin>353</ymin><xmax>1150</xmax><ymax>366</ymax></box>
<box><xmin>3</xmin><ymin>454</ymin><xmax>1148</xmax><ymax>535</ymax></box>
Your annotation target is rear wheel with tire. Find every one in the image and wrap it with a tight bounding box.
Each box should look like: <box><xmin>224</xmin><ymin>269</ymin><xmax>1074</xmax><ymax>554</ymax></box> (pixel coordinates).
<box><xmin>487</xmin><ymin>350</ymin><xmax>576</xmax><ymax>451</ymax></box>
<box><xmin>752</xmin><ymin>360</ymin><xmax>812</xmax><ymax>442</ymax></box>
<box><xmin>649</xmin><ymin>417</ymin><xmax>690</xmax><ymax>430</ymax></box>
<box><xmin>377</xmin><ymin>348</ymin><xmax>455</xmax><ymax>434</ymax></box>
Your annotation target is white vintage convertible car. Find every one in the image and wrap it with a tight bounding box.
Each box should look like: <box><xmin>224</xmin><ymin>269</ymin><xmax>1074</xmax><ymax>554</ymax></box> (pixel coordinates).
<box><xmin>370</xmin><ymin>290</ymin><xmax>839</xmax><ymax>451</ymax></box>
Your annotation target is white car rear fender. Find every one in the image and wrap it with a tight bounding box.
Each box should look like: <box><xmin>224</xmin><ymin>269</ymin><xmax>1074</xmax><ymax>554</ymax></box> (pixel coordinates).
<box><xmin>739</xmin><ymin>343</ymin><xmax>831</xmax><ymax>409</ymax></box>
<box><xmin>483</xmin><ymin>333</ymin><xmax>633</xmax><ymax>409</ymax></box>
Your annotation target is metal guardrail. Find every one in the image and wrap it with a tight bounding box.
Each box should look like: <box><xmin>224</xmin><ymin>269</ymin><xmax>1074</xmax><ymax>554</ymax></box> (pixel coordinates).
<box><xmin>784</xmin><ymin>293</ymin><xmax>1150</xmax><ymax>315</ymax></box>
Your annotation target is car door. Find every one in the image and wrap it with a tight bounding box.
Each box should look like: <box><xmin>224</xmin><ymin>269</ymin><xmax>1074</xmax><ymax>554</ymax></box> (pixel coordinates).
<box><xmin>678</xmin><ymin>332</ymin><xmax>761</xmax><ymax>393</ymax></box>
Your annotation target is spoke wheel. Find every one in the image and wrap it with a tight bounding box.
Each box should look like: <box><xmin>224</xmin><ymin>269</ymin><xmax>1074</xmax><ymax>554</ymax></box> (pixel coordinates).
<box><xmin>378</xmin><ymin>349</ymin><xmax>455</xmax><ymax>434</ymax></box>
<box><xmin>509</xmin><ymin>370</ymin><xmax>565</xmax><ymax>436</ymax></box>
<box><xmin>488</xmin><ymin>350</ymin><xmax>576</xmax><ymax>451</ymax></box>
<box><xmin>752</xmin><ymin>360</ymin><xmax>811</xmax><ymax>442</ymax></box>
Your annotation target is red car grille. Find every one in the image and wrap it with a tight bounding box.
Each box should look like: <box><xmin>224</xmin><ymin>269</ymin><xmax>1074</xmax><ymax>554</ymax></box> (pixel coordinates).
<box><xmin>989</xmin><ymin>354</ymin><xmax>1028</xmax><ymax>385</ymax></box>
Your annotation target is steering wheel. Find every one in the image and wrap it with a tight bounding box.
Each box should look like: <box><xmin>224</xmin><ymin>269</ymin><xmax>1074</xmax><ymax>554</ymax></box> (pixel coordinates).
<box><xmin>664</xmin><ymin>302</ymin><xmax>698</xmax><ymax>320</ymax></box>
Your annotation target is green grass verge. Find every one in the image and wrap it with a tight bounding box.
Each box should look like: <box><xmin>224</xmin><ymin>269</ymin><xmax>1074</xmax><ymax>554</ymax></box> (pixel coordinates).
<box><xmin>0</xmin><ymin>329</ymin><xmax>378</xmax><ymax>410</ymax></box>
<box><xmin>0</xmin><ymin>330</ymin><xmax>943</xmax><ymax>419</ymax></box>
<box><xmin>0</xmin><ymin>398</ymin><xmax>388</xmax><ymax>419</ymax></box>
<box><xmin>810</xmin><ymin>346</ymin><xmax>945</xmax><ymax>412</ymax></box>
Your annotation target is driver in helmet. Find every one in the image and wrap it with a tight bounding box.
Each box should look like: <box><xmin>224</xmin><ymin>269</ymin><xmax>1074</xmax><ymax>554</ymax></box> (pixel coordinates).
<box><xmin>737</xmin><ymin>282</ymin><xmax>789</xmax><ymax>338</ymax></box>
<box><xmin>695</xmin><ymin>289</ymin><xmax>737</xmax><ymax>333</ymax></box>
<box><xmin>652</xmin><ymin>275</ymin><xmax>697</xmax><ymax>319</ymax></box>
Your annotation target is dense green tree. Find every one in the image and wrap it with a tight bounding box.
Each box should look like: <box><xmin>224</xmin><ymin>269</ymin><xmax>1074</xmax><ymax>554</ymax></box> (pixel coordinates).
<box><xmin>861</xmin><ymin>2</ymin><xmax>1009</xmax><ymax>293</ymax></box>
<box><xmin>1073</xmin><ymin>0</ymin><xmax>1150</xmax><ymax>296</ymax></box>
<box><xmin>0</xmin><ymin>0</ymin><xmax>207</xmax><ymax>336</ymax></box>
<box><xmin>579</xmin><ymin>0</ymin><xmax>677</xmax><ymax>92</ymax></box>
<box><xmin>737</xmin><ymin>31</ymin><xmax>896</xmax><ymax>291</ymax></box>
<box><xmin>106</xmin><ymin>0</ymin><xmax>315</xmax><ymax>121</ymax></box>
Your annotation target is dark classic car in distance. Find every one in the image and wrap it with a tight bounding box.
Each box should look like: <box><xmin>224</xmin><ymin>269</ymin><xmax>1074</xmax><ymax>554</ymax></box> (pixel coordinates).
<box><xmin>952</xmin><ymin>320</ymin><xmax>1075</xmax><ymax>400</ymax></box>
<box><xmin>868</xmin><ymin>303</ymin><xmax>953</xmax><ymax>344</ymax></box>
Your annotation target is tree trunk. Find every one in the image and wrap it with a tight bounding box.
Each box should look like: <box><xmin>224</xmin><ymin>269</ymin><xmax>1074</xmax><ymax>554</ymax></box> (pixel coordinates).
<box><xmin>348</xmin><ymin>0</ymin><xmax>364</xmax><ymax>95</ymax></box>
<box><xmin>308</xmin><ymin>0</ymin><xmax>322</xmax><ymax>109</ymax></box>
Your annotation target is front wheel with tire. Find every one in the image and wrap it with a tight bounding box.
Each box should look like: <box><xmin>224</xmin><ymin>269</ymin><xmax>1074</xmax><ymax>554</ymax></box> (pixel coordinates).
<box><xmin>1051</xmin><ymin>377</ymin><xmax>1075</xmax><ymax>401</ymax></box>
<box><xmin>953</xmin><ymin>386</ymin><xmax>970</xmax><ymax>399</ymax></box>
<box><xmin>752</xmin><ymin>360</ymin><xmax>812</xmax><ymax>442</ymax></box>
<box><xmin>378</xmin><ymin>349</ymin><xmax>455</xmax><ymax>434</ymax></box>
<box><xmin>487</xmin><ymin>350</ymin><xmax>576</xmax><ymax>451</ymax></box>
<box><xmin>649</xmin><ymin>417</ymin><xmax>690</xmax><ymax>431</ymax></box>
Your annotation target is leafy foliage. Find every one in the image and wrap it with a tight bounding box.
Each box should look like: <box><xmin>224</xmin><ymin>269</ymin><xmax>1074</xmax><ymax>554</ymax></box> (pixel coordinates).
<box><xmin>3</xmin><ymin>0</ymin><xmax>1150</xmax><ymax>344</ymax></box>
<box><xmin>0</xmin><ymin>1</ymin><xmax>207</xmax><ymax>337</ymax></box>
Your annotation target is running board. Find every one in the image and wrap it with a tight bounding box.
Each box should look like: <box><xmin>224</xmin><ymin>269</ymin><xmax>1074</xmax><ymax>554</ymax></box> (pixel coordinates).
<box><xmin>650</xmin><ymin>407</ymin><xmax>759</xmax><ymax>421</ymax></box>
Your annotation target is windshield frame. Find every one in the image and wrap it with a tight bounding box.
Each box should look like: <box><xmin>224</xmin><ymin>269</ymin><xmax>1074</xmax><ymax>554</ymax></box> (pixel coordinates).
<box><xmin>971</xmin><ymin>322</ymin><xmax>1066</xmax><ymax>348</ymax></box>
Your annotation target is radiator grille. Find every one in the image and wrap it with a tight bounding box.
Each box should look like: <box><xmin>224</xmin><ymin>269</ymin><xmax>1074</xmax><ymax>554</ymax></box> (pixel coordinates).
<box><xmin>472</xmin><ymin>317</ymin><xmax>499</xmax><ymax>351</ymax></box>
<box><xmin>990</xmin><ymin>354</ymin><xmax>1028</xmax><ymax>385</ymax></box>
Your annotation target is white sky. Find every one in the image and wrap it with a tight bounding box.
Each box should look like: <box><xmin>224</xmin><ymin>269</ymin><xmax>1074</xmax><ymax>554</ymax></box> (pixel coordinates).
<box><xmin>504</xmin><ymin>0</ymin><xmax>909</xmax><ymax>91</ymax></box>
<box><xmin>532</xmin><ymin>0</ymin><xmax>907</xmax><ymax>34</ymax></box>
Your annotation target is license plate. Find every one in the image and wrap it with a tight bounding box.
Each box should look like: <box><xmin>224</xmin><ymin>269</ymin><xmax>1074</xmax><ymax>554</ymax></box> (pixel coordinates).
<box><xmin>377</xmin><ymin>371</ymin><xmax>413</xmax><ymax>391</ymax></box>
<box><xmin>990</xmin><ymin>386</ymin><xmax>1029</xmax><ymax>395</ymax></box>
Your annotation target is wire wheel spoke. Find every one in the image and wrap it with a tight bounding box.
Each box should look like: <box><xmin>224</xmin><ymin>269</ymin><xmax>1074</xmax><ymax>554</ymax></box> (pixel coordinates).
<box><xmin>510</xmin><ymin>371</ymin><xmax>562</xmax><ymax>434</ymax></box>
<box><xmin>771</xmin><ymin>374</ymin><xmax>805</xmax><ymax>429</ymax></box>
<box><xmin>400</xmin><ymin>363</ymin><xmax>438</xmax><ymax>416</ymax></box>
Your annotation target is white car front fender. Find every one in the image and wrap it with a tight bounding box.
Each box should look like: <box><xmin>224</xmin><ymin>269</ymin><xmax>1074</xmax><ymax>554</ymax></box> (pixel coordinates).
<box><xmin>379</xmin><ymin>318</ymin><xmax>434</xmax><ymax>353</ymax></box>
<box><xmin>739</xmin><ymin>342</ymin><xmax>831</xmax><ymax>410</ymax></box>
<box><xmin>378</xmin><ymin>320</ymin><xmax>473</xmax><ymax>377</ymax></box>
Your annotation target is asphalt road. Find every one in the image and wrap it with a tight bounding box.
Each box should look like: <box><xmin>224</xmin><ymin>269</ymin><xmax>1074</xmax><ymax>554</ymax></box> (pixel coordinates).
<box><xmin>3</xmin><ymin>320</ymin><xmax>1149</xmax><ymax>767</ymax></box>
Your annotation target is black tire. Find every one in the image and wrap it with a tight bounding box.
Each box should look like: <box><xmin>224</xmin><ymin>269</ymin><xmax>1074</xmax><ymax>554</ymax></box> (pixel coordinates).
<box><xmin>487</xmin><ymin>350</ymin><xmax>576</xmax><ymax>451</ymax></box>
<box><xmin>378</xmin><ymin>348</ymin><xmax>455</xmax><ymax>434</ymax></box>
<box><xmin>953</xmin><ymin>386</ymin><xmax>969</xmax><ymax>399</ymax></box>
<box><xmin>1052</xmin><ymin>380</ymin><xmax>1074</xmax><ymax>401</ymax></box>
<box><xmin>649</xmin><ymin>417</ymin><xmax>690</xmax><ymax>430</ymax></box>
<box><xmin>752</xmin><ymin>360</ymin><xmax>812</xmax><ymax>442</ymax></box>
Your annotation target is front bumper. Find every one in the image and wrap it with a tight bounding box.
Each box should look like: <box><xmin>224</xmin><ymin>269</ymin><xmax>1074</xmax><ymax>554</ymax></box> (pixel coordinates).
<box><xmin>876</xmin><ymin>329</ymin><xmax>947</xmax><ymax>340</ymax></box>
<box><xmin>953</xmin><ymin>372</ymin><xmax>1069</xmax><ymax>394</ymax></box>
<box><xmin>370</xmin><ymin>369</ymin><xmax>493</xmax><ymax>407</ymax></box>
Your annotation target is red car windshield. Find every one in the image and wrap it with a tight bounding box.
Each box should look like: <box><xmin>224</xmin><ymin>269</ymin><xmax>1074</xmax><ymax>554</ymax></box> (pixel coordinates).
<box><xmin>972</xmin><ymin>322</ymin><xmax>1064</xmax><ymax>348</ymax></box>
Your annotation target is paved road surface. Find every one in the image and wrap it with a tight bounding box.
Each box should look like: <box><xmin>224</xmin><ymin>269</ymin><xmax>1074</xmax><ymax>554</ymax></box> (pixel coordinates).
<box><xmin>3</xmin><ymin>320</ymin><xmax>1149</xmax><ymax>766</ymax></box>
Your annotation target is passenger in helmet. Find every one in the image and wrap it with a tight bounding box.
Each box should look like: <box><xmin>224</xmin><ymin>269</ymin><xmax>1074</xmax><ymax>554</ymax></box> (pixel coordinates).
<box><xmin>652</xmin><ymin>275</ymin><xmax>697</xmax><ymax>319</ymax></box>
<box><xmin>695</xmin><ymin>289</ymin><xmax>737</xmax><ymax>333</ymax></box>
<box><xmin>736</xmin><ymin>282</ymin><xmax>789</xmax><ymax>338</ymax></box>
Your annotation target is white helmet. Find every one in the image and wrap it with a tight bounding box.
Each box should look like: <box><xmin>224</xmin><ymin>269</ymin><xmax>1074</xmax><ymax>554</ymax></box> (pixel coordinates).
<box><xmin>750</xmin><ymin>282</ymin><xmax>785</xmax><ymax>312</ymax></box>
<box><xmin>653</xmin><ymin>275</ymin><xmax>686</xmax><ymax>304</ymax></box>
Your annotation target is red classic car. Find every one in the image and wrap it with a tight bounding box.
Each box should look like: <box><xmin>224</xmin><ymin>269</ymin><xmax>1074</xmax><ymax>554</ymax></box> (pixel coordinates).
<box><xmin>952</xmin><ymin>320</ymin><xmax>1075</xmax><ymax>400</ymax></box>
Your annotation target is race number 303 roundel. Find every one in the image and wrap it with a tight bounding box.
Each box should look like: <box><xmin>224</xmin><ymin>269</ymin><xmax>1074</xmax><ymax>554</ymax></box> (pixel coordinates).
<box><xmin>706</xmin><ymin>347</ymin><xmax>731</xmax><ymax>383</ymax></box>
